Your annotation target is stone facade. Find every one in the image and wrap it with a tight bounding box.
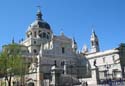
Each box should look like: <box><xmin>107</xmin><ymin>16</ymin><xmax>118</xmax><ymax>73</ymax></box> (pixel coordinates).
<box><xmin>19</xmin><ymin>9</ymin><xmax>91</xmax><ymax>86</ymax></box>
<box><xmin>82</xmin><ymin>30</ymin><xmax>125</xmax><ymax>85</ymax></box>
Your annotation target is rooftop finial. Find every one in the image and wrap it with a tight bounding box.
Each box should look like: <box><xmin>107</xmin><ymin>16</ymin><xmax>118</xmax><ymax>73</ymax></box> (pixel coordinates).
<box><xmin>37</xmin><ymin>5</ymin><xmax>41</xmax><ymax>12</ymax></box>
<box><xmin>91</xmin><ymin>24</ymin><xmax>95</xmax><ymax>33</ymax></box>
<box><xmin>36</xmin><ymin>5</ymin><xmax>42</xmax><ymax>20</ymax></box>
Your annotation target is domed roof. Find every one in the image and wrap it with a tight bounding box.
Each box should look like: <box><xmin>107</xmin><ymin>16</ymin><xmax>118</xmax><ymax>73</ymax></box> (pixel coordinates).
<box><xmin>29</xmin><ymin>20</ymin><xmax>51</xmax><ymax>30</ymax></box>
<box><xmin>28</xmin><ymin>8</ymin><xmax>51</xmax><ymax>31</ymax></box>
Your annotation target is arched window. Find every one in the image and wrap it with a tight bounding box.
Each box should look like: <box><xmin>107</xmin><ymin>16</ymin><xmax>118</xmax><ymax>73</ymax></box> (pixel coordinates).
<box><xmin>47</xmin><ymin>32</ymin><xmax>51</xmax><ymax>39</ymax></box>
<box><xmin>47</xmin><ymin>35</ymin><xmax>49</xmax><ymax>39</ymax></box>
<box><xmin>42</xmin><ymin>32</ymin><xmax>46</xmax><ymax>38</ymax></box>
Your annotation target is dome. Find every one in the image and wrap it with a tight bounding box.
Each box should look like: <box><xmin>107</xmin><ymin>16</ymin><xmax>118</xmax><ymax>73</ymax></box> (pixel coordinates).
<box><xmin>27</xmin><ymin>8</ymin><xmax>51</xmax><ymax>31</ymax></box>
<box><xmin>29</xmin><ymin>20</ymin><xmax>51</xmax><ymax>30</ymax></box>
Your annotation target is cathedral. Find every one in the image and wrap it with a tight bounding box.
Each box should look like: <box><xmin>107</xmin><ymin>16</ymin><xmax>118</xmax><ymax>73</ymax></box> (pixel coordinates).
<box><xmin>19</xmin><ymin>8</ymin><xmax>91</xmax><ymax>86</ymax></box>
<box><xmin>1</xmin><ymin>7</ymin><xmax>125</xmax><ymax>86</ymax></box>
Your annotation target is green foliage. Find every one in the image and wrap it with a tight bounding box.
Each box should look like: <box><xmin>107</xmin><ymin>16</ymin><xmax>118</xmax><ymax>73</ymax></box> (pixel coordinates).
<box><xmin>0</xmin><ymin>44</ymin><xmax>28</xmax><ymax>77</ymax></box>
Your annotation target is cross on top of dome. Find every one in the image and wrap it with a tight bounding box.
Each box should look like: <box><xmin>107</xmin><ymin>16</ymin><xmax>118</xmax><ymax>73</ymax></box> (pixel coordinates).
<box><xmin>36</xmin><ymin>6</ymin><xmax>43</xmax><ymax>20</ymax></box>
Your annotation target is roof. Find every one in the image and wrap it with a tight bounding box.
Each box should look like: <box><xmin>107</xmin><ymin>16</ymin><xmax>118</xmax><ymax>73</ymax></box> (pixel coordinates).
<box><xmin>28</xmin><ymin>20</ymin><xmax>51</xmax><ymax>30</ymax></box>
<box><xmin>27</xmin><ymin>9</ymin><xmax>51</xmax><ymax>31</ymax></box>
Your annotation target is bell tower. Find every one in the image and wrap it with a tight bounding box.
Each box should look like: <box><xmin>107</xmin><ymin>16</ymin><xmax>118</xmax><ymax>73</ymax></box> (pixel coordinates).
<box><xmin>90</xmin><ymin>30</ymin><xmax>100</xmax><ymax>53</ymax></box>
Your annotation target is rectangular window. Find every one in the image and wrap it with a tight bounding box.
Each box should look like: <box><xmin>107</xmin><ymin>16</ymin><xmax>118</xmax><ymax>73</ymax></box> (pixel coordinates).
<box><xmin>62</xmin><ymin>47</ymin><xmax>65</xmax><ymax>54</ymax></box>
<box><xmin>34</xmin><ymin>31</ymin><xmax>37</xmax><ymax>37</ymax></box>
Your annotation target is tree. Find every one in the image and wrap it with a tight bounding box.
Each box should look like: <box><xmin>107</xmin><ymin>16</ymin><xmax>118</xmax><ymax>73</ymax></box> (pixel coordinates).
<box><xmin>0</xmin><ymin>44</ymin><xmax>28</xmax><ymax>86</ymax></box>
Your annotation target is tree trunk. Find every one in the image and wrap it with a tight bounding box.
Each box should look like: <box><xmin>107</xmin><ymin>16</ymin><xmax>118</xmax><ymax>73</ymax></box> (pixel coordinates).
<box><xmin>8</xmin><ymin>75</ymin><xmax>12</xmax><ymax>86</ymax></box>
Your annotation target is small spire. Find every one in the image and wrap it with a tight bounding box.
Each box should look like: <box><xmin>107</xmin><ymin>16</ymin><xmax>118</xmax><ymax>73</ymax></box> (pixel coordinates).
<box><xmin>60</xmin><ymin>28</ymin><xmax>64</xmax><ymax>36</ymax></box>
<box><xmin>82</xmin><ymin>44</ymin><xmax>88</xmax><ymax>53</ymax></box>
<box><xmin>92</xmin><ymin>28</ymin><xmax>95</xmax><ymax>33</ymax></box>
<box><xmin>73</xmin><ymin>37</ymin><xmax>77</xmax><ymax>44</ymax></box>
<box><xmin>91</xmin><ymin>27</ymin><xmax>97</xmax><ymax>38</ymax></box>
<box><xmin>36</xmin><ymin>6</ymin><xmax>42</xmax><ymax>20</ymax></box>
<box><xmin>91</xmin><ymin>25</ymin><xmax>96</xmax><ymax>36</ymax></box>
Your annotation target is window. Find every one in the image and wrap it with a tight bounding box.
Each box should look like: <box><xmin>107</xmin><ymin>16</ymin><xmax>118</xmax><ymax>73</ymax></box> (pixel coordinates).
<box><xmin>103</xmin><ymin>57</ymin><xmax>105</xmax><ymax>63</ymax></box>
<box><xmin>62</xmin><ymin>47</ymin><xmax>65</xmax><ymax>54</ymax></box>
<box><xmin>39</xmin><ymin>33</ymin><xmax>42</xmax><ymax>38</ymax></box>
<box><xmin>92</xmin><ymin>41</ymin><xmax>94</xmax><ymax>46</ymax></box>
<box><xmin>38</xmin><ymin>30</ymin><xmax>42</xmax><ymax>38</ymax></box>
<box><xmin>47</xmin><ymin>35</ymin><xmax>49</xmax><ymax>39</ymax></box>
<box><xmin>93</xmin><ymin>59</ymin><xmax>96</xmax><ymax>66</ymax></box>
<box><xmin>42</xmin><ymin>32</ymin><xmax>46</xmax><ymax>38</ymax></box>
<box><xmin>34</xmin><ymin>31</ymin><xmax>37</xmax><ymax>37</ymax></box>
<box><xmin>33</xmin><ymin>49</ymin><xmax>37</xmax><ymax>54</ymax></box>
<box><xmin>39</xmin><ymin>30</ymin><xmax>41</xmax><ymax>33</ymax></box>
<box><xmin>34</xmin><ymin>41</ymin><xmax>36</xmax><ymax>44</ymax></box>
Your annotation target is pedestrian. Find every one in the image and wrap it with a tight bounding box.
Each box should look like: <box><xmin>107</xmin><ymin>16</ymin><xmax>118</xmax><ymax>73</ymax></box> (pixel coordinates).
<box><xmin>85</xmin><ymin>81</ymin><xmax>88</xmax><ymax>86</ymax></box>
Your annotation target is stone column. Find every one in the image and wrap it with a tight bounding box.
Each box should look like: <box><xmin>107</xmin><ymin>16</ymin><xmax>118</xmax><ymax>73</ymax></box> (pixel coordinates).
<box><xmin>50</xmin><ymin>65</ymin><xmax>62</xmax><ymax>86</ymax></box>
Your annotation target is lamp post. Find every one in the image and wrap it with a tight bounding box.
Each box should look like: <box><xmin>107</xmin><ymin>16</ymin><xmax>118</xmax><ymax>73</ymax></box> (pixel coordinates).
<box><xmin>104</xmin><ymin>64</ymin><xmax>111</xmax><ymax>84</ymax></box>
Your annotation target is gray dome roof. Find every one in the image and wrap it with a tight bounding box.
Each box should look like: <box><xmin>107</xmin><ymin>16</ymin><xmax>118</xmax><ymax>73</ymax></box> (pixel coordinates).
<box><xmin>29</xmin><ymin>20</ymin><xmax>51</xmax><ymax>30</ymax></box>
<box><xmin>38</xmin><ymin>21</ymin><xmax>50</xmax><ymax>29</ymax></box>
<box><xmin>27</xmin><ymin>8</ymin><xmax>51</xmax><ymax>31</ymax></box>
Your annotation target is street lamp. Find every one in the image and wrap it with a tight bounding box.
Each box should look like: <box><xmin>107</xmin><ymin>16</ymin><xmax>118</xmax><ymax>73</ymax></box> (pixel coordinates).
<box><xmin>104</xmin><ymin>64</ymin><xmax>111</xmax><ymax>84</ymax></box>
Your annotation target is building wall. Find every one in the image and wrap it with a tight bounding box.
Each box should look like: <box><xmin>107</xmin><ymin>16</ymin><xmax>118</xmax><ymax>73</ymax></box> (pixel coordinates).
<box><xmin>85</xmin><ymin>47</ymin><xmax>124</xmax><ymax>84</ymax></box>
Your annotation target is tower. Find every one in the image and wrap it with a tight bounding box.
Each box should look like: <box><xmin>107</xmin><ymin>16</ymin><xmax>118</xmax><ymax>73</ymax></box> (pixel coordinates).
<box><xmin>90</xmin><ymin>30</ymin><xmax>100</xmax><ymax>53</ymax></box>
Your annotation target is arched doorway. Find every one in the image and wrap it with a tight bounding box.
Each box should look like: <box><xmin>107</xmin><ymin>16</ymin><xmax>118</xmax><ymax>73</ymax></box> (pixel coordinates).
<box><xmin>27</xmin><ymin>82</ymin><xmax>35</xmax><ymax>86</ymax></box>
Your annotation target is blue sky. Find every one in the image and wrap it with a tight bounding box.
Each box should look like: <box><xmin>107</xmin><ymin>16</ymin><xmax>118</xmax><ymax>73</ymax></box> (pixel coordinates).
<box><xmin>0</xmin><ymin>0</ymin><xmax>125</xmax><ymax>51</ymax></box>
